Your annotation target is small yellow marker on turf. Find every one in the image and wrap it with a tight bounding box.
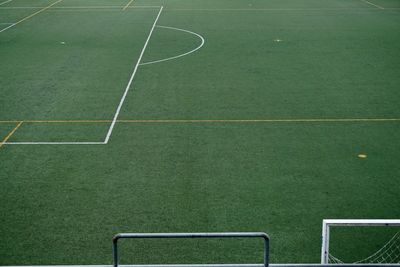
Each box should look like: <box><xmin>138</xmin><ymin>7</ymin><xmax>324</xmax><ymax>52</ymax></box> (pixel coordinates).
<box><xmin>358</xmin><ymin>154</ymin><xmax>367</xmax><ymax>159</ymax></box>
<box><xmin>60</xmin><ymin>41</ymin><xmax>65</xmax><ymax>45</ymax></box>
<box><xmin>274</xmin><ymin>39</ymin><xmax>283</xmax><ymax>42</ymax></box>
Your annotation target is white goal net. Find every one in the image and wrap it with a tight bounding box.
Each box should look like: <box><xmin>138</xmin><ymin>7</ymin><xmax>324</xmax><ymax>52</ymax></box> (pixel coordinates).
<box><xmin>321</xmin><ymin>219</ymin><xmax>400</xmax><ymax>264</ymax></box>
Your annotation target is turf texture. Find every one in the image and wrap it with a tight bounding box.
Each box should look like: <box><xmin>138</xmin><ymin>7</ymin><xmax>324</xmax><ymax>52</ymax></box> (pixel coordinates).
<box><xmin>0</xmin><ymin>0</ymin><xmax>400</xmax><ymax>264</ymax></box>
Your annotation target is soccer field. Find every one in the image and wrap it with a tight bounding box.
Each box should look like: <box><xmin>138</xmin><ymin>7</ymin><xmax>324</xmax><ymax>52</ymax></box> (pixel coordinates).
<box><xmin>0</xmin><ymin>0</ymin><xmax>400</xmax><ymax>265</ymax></box>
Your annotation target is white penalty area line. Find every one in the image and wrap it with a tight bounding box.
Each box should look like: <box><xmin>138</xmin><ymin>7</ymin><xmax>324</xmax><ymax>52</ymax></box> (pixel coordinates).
<box><xmin>4</xmin><ymin>141</ymin><xmax>105</xmax><ymax>145</ymax></box>
<box><xmin>103</xmin><ymin>6</ymin><xmax>163</xmax><ymax>144</ymax></box>
<box><xmin>360</xmin><ymin>0</ymin><xmax>385</xmax><ymax>9</ymax></box>
<box><xmin>0</xmin><ymin>5</ymin><xmax>161</xmax><ymax>9</ymax></box>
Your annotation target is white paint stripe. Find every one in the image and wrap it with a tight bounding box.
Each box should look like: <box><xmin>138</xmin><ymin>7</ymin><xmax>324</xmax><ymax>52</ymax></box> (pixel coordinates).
<box><xmin>0</xmin><ymin>5</ymin><xmax>160</xmax><ymax>9</ymax></box>
<box><xmin>0</xmin><ymin>22</ymin><xmax>14</xmax><ymax>24</ymax></box>
<box><xmin>0</xmin><ymin>23</ymin><xmax>15</xmax><ymax>33</ymax></box>
<box><xmin>140</xmin><ymin>25</ymin><xmax>205</xmax><ymax>66</ymax></box>
<box><xmin>360</xmin><ymin>0</ymin><xmax>385</xmax><ymax>9</ymax></box>
<box><xmin>104</xmin><ymin>6</ymin><xmax>163</xmax><ymax>144</ymax></box>
<box><xmin>0</xmin><ymin>0</ymin><xmax>12</xmax><ymax>6</ymax></box>
<box><xmin>5</xmin><ymin>142</ymin><xmax>105</xmax><ymax>145</ymax></box>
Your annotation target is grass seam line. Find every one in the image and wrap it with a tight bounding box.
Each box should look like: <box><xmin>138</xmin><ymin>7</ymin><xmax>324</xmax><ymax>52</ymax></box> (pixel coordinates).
<box><xmin>123</xmin><ymin>0</ymin><xmax>134</xmax><ymax>10</ymax></box>
<box><xmin>0</xmin><ymin>121</ymin><xmax>23</xmax><ymax>149</ymax></box>
<box><xmin>360</xmin><ymin>0</ymin><xmax>385</xmax><ymax>9</ymax></box>
<box><xmin>103</xmin><ymin>6</ymin><xmax>163</xmax><ymax>144</ymax></box>
<box><xmin>0</xmin><ymin>0</ymin><xmax>63</xmax><ymax>33</ymax></box>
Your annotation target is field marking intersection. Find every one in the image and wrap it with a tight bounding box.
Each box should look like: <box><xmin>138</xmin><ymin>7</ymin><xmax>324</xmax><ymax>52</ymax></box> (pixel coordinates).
<box><xmin>0</xmin><ymin>121</ymin><xmax>22</xmax><ymax>149</ymax></box>
<box><xmin>1</xmin><ymin>6</ymin><xmax>164</xmax><ymax>146</ymax></box>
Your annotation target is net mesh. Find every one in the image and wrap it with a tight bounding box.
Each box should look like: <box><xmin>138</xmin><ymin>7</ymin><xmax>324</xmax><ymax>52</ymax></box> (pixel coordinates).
<box><xmin>329</xmin><ymin>231</ymin><xmax>400</xmax><ymax>264</ymax></box>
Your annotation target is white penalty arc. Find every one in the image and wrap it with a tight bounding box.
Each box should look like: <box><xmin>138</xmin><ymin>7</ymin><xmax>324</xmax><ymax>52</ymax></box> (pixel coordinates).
<box><xmin>140</xmin><ymin>25</ymin><xmax>205</xmax><ymax>66</ymax></box>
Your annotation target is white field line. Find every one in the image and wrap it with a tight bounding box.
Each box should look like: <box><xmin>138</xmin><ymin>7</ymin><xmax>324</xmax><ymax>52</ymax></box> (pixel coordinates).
<box><xmin>104</xmin><ymin>6</ymin><xmax>163</xmax><ymax>144</ymax></box>
<box><xmin>0</xmin><ymin>23</ymin><xmax>15</xmax><ymax>32</ymax></box>
<box><xmin>360</xmin><ymin>0</ymin><xmax>385</xmax><ymax>9</ymax></box>
<box><xmin>140</xmin><ymin>26</ymin><xmax>205</xmax><ymax>66</ymax></box>
<box><xmin>5</xmin><ymin>142</ymin><xmax>105</xmax><ymax>145</ymax></box>
<box><xmin>0</xmin><ymin>0</ymin><xmax>12</xmax><ymax>6</ymax></box>
<box><xmin>0</xmin><ymin>5</ymin><xmax>160</xmax><ymax>9</ymax></box>
<box><xmin>0</xmin><ymin>22</ymin><xmax>14</xmax><ymax>24</ymax></box>
<box><xmin>0</xmin><ymin>0</ymin><xmax>62</xmax><ymax>33</ymax></box>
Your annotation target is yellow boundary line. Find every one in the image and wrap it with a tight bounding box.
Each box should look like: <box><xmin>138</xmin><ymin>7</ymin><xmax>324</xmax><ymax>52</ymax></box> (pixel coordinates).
<box><xmin>0</xmin><ymin>118</ymin><xmax>399</xmax><ymax>124</ymax></box>
<box><xmin>0</xmin><ymin>0</ymin><xmax>63</xmax><ymax>33</ymax></box>
<box><xmin>123</xmin><ymin>0</ymin><xmax>134</xmax><ymax>11</ymax></box>
<box><xmin>0</xmin><ymin>121</ymin><xmax>23</xmax><ymax>149</ymax></box>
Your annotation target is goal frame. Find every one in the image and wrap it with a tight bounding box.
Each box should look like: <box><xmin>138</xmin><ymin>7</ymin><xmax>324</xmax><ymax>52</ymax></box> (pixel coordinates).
<box><xmin>321</xmin><ymin>219</ymin><xmax>400</xmax><ymax>264</ymax></box>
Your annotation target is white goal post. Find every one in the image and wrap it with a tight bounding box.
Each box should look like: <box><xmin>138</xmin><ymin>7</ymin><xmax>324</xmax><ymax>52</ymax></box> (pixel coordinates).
<box><xmin>321</xmin><ymin>219</ymin><xmax>400</xmax><ymax>264</ymax></box>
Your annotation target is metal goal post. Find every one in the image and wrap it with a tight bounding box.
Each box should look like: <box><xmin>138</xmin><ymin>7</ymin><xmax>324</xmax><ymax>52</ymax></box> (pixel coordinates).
<box><xmin>321</xmin><ymin>219</ymin><xmax>400</xmax><ymax>264</ymax></box>
<box><xmin>112</xmin><ymin>232</ymin><xmax>270</xmax><ymax>267</ymax></box>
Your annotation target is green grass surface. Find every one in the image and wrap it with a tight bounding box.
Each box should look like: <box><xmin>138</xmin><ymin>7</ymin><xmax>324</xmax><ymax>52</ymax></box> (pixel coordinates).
<box><xmin>1</xmin><ymin>0</ymin><xmax>400</xmax><ymax>264</ymax></box>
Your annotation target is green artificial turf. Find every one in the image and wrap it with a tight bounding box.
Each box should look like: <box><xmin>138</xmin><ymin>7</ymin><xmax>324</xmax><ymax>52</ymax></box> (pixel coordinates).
<box><xmin>1</xmin><ymin>0</ymin><xmax>400</xmax><ymax>264</ymax></box>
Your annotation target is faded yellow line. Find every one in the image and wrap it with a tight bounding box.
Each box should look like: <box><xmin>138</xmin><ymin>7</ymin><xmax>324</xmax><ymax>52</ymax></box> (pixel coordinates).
<box><xmin>123</xmin><ymin>0</ymin><xmax>134</xmax><ymax>10</ymax></box>
<box><xmin>0</xmin><ymin>118</ymin><xmax>400</xmax><ymax>124</ymax></box>
<box><xmin>118</xmin><ymin>118</ymin><xmax>400</xmax><ymax>123</ymax></box>
<box><xmin>0</xmin><ymin>121</ymin><xmax>23</xmax><ymax>149</ymax></box>
<box><xmin>1</xmin><ymin>0</ymin><xmax>62</xmax><ymax>33</ymax></box>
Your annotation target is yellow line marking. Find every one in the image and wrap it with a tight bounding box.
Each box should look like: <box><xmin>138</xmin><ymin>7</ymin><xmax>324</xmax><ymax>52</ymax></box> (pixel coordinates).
<box><xmin>0</xmin><ymin>118</ymin><xmax>400</xmax><ymax>124</ymax></box>
<box><xmin>0</xmin><ymin>121</ymin><xmax>23</xmax><ymax>149</ymax></box>
<box><xmin>123</xmin><ymin>0</ymin><xmax>134</xmax><ymax>10</ymax></box>
<box><xmin>0</xmin><ymin>0</ymin><xmax>63</xmax><ymax>33</ymax></box>
<box><xmin>360</xmin><ymin>0</ymin><xmax>385</xmax><ymax>9</ymax></box>
<box><xmin>118</xmin><ymin>118</ymin><xmax>400</xmax><ymax>123</ymax></box>
<box><xmin>164</xmin><ymin>7</ymin><xmax>392</xmax><ymax>11</ymax></box>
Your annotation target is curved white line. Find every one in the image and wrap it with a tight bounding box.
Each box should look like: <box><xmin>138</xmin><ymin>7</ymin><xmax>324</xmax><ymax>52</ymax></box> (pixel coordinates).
<box><xmin>140</xmin><ymin>25</ymin><xmax>205</xmax><ymax>66</ymax></box>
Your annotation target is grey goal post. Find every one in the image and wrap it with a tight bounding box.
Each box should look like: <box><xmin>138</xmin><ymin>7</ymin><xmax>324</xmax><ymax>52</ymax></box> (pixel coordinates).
<box><xmin>112</xmin><ymin>232</ymin><xmax>270</xmax><ymax>267</ymax></box>
<box><xmin>321</xmin><ymin>219</ymin><xmax>400</xmax><ymax>264</ymax></box>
